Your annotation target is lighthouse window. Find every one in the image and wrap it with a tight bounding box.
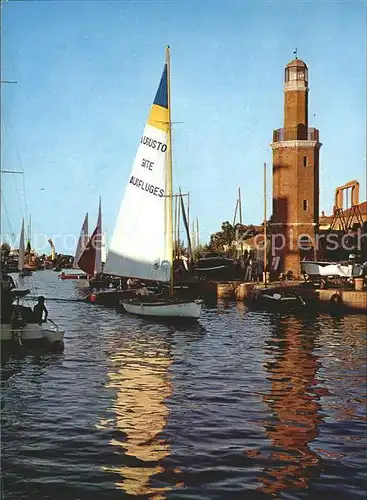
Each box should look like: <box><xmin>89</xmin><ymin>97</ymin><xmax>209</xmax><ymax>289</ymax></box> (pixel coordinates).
<box><xmin>303</xmin><ymin>200</ymin><xmax>308</xmax><ymax>211</ymax></box>
<box><xmin>303</xmin><ymin>156</ymin><xmax>308</xmax><ymax>167</ymax></box>
<box><xmin>298</xmin><ymin>69</ymin><xmax>305</xmax><ymax>80</ymax></box>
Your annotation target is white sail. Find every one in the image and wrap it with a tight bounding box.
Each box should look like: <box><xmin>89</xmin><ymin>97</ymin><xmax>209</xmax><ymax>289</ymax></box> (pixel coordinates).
<box><xmin>73</xmin><ymin>213</ymin><xmax>88</xmax><ymax>269</ymax></box>
<box><xmin>94</xmin><ymin>198</ymin><xmax>102</xmax><ymax>275</ymax></box>
<box><xmin>101</xmin><ymin>231</ymin><xmax>108</xmax><ymax>264</ymax></box>
<box><xmin>104</xmin><ymin>63</ymin><xmax>172</xmax><ymax>283</ymax></box>
<box><xmin>18</xmin><ymin>219</ymin><xmax>25</xmax><ymax>271</ymax></box>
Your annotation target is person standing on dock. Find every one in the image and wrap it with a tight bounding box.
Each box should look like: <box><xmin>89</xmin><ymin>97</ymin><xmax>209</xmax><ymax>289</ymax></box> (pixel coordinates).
<box><xmin>245</xmin><ymin>258</ymin><xmax>252</xmax><ymax>282</ymax></box>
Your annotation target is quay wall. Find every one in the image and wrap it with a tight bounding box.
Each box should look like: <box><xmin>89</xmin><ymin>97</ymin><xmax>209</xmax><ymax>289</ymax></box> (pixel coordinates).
<box><xmin>198</xmin><ymin>280</ymin><xmax>367</xmax><ymax>313</ymax></box>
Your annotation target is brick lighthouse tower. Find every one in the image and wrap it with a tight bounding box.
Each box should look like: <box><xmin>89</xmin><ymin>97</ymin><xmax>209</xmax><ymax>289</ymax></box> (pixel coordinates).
<box><xmin>271</xmin><ymin>57</ymin><xmax>322</xmax><ymax>277</ymax></box>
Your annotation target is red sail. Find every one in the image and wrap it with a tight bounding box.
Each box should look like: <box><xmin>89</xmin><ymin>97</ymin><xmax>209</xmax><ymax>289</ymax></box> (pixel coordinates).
<box><xmin>77</xmin><ymin>198</ymin><xmax>102</xmax><ymax>276</ymax></box>
<box><xmin>77</xmin><ymin>226</ymin><xmax>99</xmax><ymax>276</ymax></box>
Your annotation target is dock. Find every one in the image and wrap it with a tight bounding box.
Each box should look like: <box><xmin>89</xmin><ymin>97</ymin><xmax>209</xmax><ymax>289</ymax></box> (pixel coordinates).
<box><xmin>198</xmin><ymin>280</ymin><xmax>367</xmax><ymax>314</ymax></box>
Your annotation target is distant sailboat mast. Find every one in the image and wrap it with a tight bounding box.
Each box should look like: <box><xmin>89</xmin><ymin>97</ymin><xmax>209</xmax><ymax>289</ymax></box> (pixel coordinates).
<box><xmin>18</xmin><ymin>219</ymin><xmax>25</xmax><ymax>272</ymax></box>
<box><xmin>94</xmin><ymin>199</ymin><xmax>102</xmax><ymax>275</ymax></box>
<box><xmin>48</xmin><ymin>239</ymin><xmax>56</xmax><ymax>262</ymax></box>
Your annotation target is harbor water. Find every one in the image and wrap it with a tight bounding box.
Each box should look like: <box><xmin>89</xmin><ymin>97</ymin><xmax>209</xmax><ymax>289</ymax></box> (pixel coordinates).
<box><xmin>1</xmin><ymin>271</ymin><xmax>366</xmax><ymax>499</ymax></box>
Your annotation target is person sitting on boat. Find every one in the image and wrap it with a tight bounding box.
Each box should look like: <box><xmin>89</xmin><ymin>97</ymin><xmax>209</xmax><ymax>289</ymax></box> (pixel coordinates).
<box><xmin>348</xmin><ymin>254</ymin><xmax>356</xmax><ymax>263</ymax></box>
<box><xmin>127</xmin><ymin>278</ymin><xmax>139</xmax><ymax>289</ymax></box>
<box><xmin>135</xmin><ymin>285</ymin><xmax>150</xmax><ymax>296</ymax></box>
<box><xmin>33</xmin><ymin>296</ymin><xmax>48</xmax><ymax>325</ymax></box>
<box><xmin>11</xmin><ymin>303</ymin><xmax>27</xmax><ymax>329</ymax></box>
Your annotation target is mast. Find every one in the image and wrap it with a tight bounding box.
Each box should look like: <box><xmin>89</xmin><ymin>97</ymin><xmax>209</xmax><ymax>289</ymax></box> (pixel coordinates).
<box><xmin>238</xmin><ymin>187</ymin><xmax>242</xmax><ymax>224</ymax></box>
<box><xmin>263</xmin><ymin>162</ymin><xmax>267</xmax><ymax>285</ymax></box>
<box><xmin>18</xmin><ymin>219</ymin><xmax>25</xmax><ymax>271</ymax></box>
<box><xmin>177</xmin><ymin>190</ymin><xmax>181</xmax><ymax>256</ymax></box>
<box><xmin>233</xmin><ymin>198</ymin><xmax>239</xmax><ymax>227</ymax></box>
<box><xmin>196</xmin><ymin>217</ymin><xmax>200</xmax><ymax>247</ymax></box>
<box><xmin>174</xmin><ymin>194</ymin><xmax>178</xmax><ymax>258</ymax></box>
<box><xmin>239</xmin><ymin>186</ymin><xmax>243</xmax><ymax>257</ymax></box>
<box><xmin>166</xmin><ymin>45</ymin><xmax>174</xmax><ymax>295</ymax></box>
<box><xmin>187</xmin><ymin>192</ymin><xmax>190</xmax><ymax>232</ymax></box>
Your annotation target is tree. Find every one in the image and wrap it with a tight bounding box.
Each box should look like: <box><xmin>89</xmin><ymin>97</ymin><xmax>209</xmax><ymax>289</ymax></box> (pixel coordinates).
<box><xmin>207</xmin><ymin>221</ymin><xmax>262</xmax><ymax>257</ymax></box>
<box><xmin>208</xmin><ymin>221</ymin><xmax>236</xmax><ymax>256</ymax></box>
<box><xmin>192</xmin><ymin>244</ymin><xmax>210</xmax><ymax>261</ymax></box>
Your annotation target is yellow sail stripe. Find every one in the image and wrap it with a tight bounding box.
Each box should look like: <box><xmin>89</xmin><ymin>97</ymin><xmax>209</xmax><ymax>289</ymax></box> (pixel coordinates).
<box><xmin>147</xmin><ymin>104</ymin><xmax>169</xmax><ymax>132</ymax></box>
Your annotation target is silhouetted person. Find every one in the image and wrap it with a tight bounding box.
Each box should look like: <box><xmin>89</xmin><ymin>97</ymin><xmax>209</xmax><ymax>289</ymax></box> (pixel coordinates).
<box><xmin>11</xmin><ymin>303</ymin><xmax>27</xmax><ymax>329</ymax></box>
<box><xmin>1</xmin><ymin>270</ymin><xmax>15</xmax><ymax>291</ymax></box>
<box><xmin>33</xmin><ymin>296</ymin><xmax>48</xmax><ymax>325</ymax></box>
<box><xmin>1</xmin><ymin>271</ymin><xmax>16</xmax><ymax>322</ymax></box>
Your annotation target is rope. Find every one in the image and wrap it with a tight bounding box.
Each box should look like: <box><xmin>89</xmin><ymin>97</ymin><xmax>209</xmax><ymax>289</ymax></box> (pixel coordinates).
<box><xmin>1</xmin><ymin>191</ymin><xmax>16</xmax><ymax>246</ymax></box>
<box><xmin>27</xmin><ymin>296</ymin><xmax>87</xmax><ymax>303</ymax></box>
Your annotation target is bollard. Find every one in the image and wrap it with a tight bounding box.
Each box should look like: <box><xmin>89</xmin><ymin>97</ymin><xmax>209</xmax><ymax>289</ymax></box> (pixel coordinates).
<box><xmin>354</xmin><ymin>278</ymin><xmax>364</xmax><ymax>291</ymax></box>
<box><xmin>217</xmin><ymin>282</ymin><xmax>236</xmax><ymax>300</ymax></box>
<box><xmin>236</xmin><ymin>282</ymin><xmax>255</xmax><ymax>300</ymax></box>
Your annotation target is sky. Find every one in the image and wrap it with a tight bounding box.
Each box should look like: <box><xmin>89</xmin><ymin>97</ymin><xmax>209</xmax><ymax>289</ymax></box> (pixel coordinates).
<box><xmin>1</xmin><ymin>0</ymin><xmax>366</xmax><ymax>254</ymax></box>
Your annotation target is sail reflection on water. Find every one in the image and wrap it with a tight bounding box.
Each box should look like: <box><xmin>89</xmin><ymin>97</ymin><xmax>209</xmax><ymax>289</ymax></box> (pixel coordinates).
<box><xmin>99</xmin><ymin>334</ymin><xmax>173</xmax><ymax>497</ymax></box>
<box><xmin>258</xmin><ymin>316</ymin><xmax>322</xmax><ymax>495</ymax></box>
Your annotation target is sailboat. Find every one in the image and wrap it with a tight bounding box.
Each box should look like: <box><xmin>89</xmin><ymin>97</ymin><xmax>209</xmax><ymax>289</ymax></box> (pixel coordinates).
<box><xmin>74</xmin><ymin>212</ymin><xmax>89</xmax><ymax>269</ymax></box>
<box><xmin>59</xmin><ymin>212</ymin><xmax>89</xmax><ymax>280</ymax></box>
<box><xmin>104</xmin><ymin>46</ymin><xmax>203</xmax><ymax>320</ymax></box>
<box><xmin>18</xmin><ymin>219</ymin><xmax>32</xmax><ymax>277</ymax></box>
<box><xmin>23</xmin><ymin>214</ymin><xmax>37</xmax><ymax>272</ymax></box>
<box><xmin>74</xmin><ymin>199</ymin><xmax>102</xmax><ymax>281</ymax></box>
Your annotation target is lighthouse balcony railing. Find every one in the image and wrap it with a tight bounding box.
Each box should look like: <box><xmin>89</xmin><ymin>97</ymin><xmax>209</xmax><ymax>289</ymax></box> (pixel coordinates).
<box><xmin>273</xmin><ymin>127</ymin><xmax>319</xmax><ymax>142</ymax></box>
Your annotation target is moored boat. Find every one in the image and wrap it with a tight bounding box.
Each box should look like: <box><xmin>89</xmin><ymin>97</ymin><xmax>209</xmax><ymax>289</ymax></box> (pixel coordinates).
<box><xmin>250</xmin><ymin>288</ymin><xmax>306</xmax><ymax>311</ymax></box>
<box><xmin>59</xmin><ymin>271</ymin><xmax>87</xmax><ymax>280</ymax></box>
<box><xmin>0</xmin><ymin>289</ymin><xmax>65</xmax><ymax>350</ymax></box>
<box><xmin>121</xmin><ymin>297</ymin><xmax>203</xmax><ymax>319</ymax></box>
<box><xmin>196</xmin><ymin>252</ymin><xmax>236</xmax><ymax>280</ymax></box>
<box><xmin>86</xmin><ymin>287</ymin><xmax>133</xmax><ymax>306</ymax></box>
<box><xmin>301</xmin><ymin>260</ymin><xmax>364</xmax><ymax>278</ymax></box>
<box><xmin>18</xmin><ymin>220</ymin><xmax>33</xmax><ymax>277</ymax></box>
<box><xmin>0</xmin><ymin>321</ymin><xmax>64</xmax><ymax>349</ymax></box>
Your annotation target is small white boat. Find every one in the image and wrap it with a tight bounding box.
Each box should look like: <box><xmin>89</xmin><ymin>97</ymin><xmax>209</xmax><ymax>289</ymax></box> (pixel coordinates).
<box><xmin>301</xmin><ymin>261</ymin><xmax>364</xmax><ymax>278</ymax></box>
<box><xmin>251</xmin><ymin>290</ymin><xmax>306</xmax><ymax>310</ymax></box>
<box><xmin>121</xmin><ymin>298</ymin><xmax>203</xmax><ymax>319</ymax></box>
<box><xmin>0</xmin><ymin>321</ymin><xmax>65</xmax><ymax>349</ymax></box>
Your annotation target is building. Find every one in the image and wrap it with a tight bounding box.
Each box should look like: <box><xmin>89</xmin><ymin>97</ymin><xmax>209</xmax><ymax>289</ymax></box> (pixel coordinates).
<box><xmin>320</xmin><ymin>201</ymin><xmax>367</xmax><ymax>231</ymax></box>
<box><xmin>319</xmin><ymin>181</ymin><xmax>366</xmax><ymax>231</ymax></box>
<box><xmin>270</xmin><ymin>58</ymin><xmax>322</xmax><ymax>277</ymax></box>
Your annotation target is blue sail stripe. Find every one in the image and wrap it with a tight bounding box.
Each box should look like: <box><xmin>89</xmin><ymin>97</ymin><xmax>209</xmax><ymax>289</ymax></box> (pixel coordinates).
<box><xmin>153</xmin><ymin>64</ymin><xmax>168</xmax><ymax>109</ymax></box>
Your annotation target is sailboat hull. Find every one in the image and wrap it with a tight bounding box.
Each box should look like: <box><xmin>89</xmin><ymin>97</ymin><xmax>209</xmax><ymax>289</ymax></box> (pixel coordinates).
<box><xmin>121</xmin><ymin>299</ymin><xmax>203</xmax><ymax>319</ymax></box>
<box><xmin>59</xmin><ymin>273</ymin><xmax>87</xmax><ymax>280</ymax></box>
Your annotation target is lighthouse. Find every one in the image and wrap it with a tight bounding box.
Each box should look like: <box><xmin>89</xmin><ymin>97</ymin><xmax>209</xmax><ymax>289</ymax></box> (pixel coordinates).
<box><xmin>271</xmin><ymin>57</ymin><xmax>322</xmax><ymax>277</ymax></box>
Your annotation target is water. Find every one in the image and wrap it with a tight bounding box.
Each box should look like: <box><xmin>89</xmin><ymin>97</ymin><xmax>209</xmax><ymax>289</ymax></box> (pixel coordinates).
<box><xmin>1</xmin><ymin>272</ymin><xmax>366</xmax><ymax>499</ymax></box>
